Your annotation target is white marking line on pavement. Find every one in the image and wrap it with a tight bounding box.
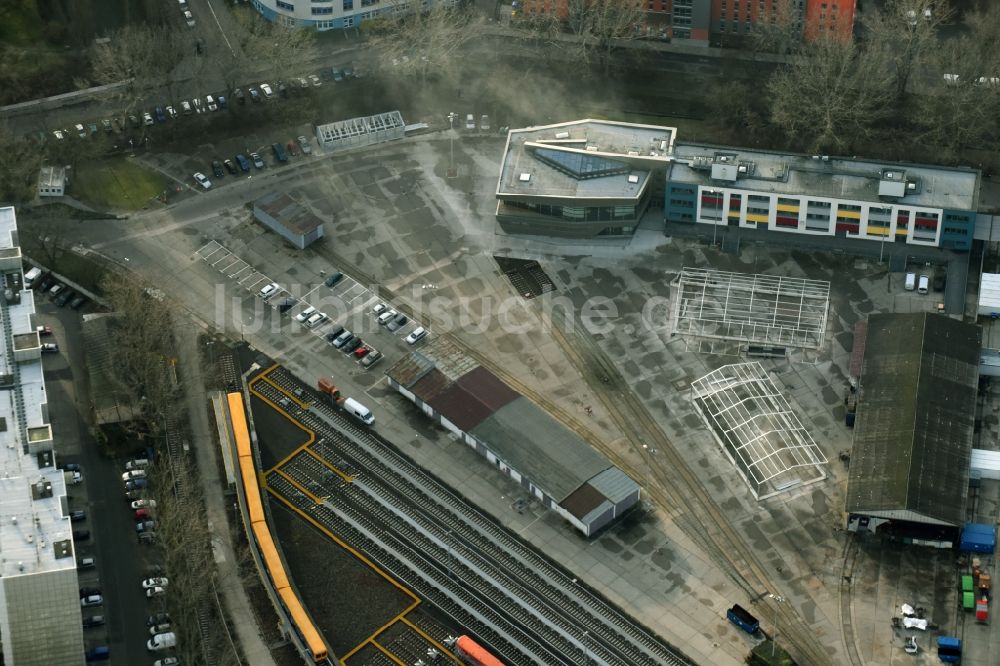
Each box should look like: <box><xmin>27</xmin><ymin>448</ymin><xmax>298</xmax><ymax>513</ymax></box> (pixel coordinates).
<box><xmin>203</xmin><ymin>0</ymin><xmax>236</xmax><ymax>58</ymax></box>
<box><xmin>230</xmin><ymin>266</ymin><xmax>252</xmax><ymax>279</ymax></box>
<box><xmin>196</xmin><ymin>241</ymin><xmax>223</xmax><ymax>258</ymax></box>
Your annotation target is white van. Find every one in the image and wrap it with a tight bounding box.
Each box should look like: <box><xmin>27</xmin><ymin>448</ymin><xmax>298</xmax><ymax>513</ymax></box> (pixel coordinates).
<box><xmin>904</xmin><ymin>272</ymin><xmax>916</xmax><ymax>291</ymax></box>
<box><xmin>343</xmin><ymin>398</ymin><xmax>374</xmax><ymax>425</ymax></box>
<box><xmin>147</xmin><ymin>632</ymin><xmax>176</xmax><ymax>651</ymax></box>
<box><xmin>126</xmin><ymin>458</ymin><xmax>150</xmax><ymax>470</ymax></box>
<box><xmin>917</xmin><ymin>274</ymin><xmax>929</xmax><ymax>294</ymax></box>
<box><xmin>24</xmin><ymin>267</ymin><xmax>41</xmax><ymax>288</ymax></box>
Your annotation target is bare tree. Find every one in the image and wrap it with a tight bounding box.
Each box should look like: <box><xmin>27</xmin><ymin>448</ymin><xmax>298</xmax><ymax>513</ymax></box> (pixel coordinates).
<box><xmin>912</xmin><ymin>4</ymin><xmax>1000</xmax><ymax>157</ymax></box>
<box><xmin>230</xmin><ymin>9</ymin><xmax>319</xmax><ymax>84</ymax></box>
<box><xmin>862</xmin><ymin>0</ymin><xmax>954</xmax><ymax>100</ymax></box>
<box><xmin>750</xmin><ymin>0</ymin><xmax>801</xmax><ymax>56</ymax></box>
<box><xmin>0</xmin><ymin>123</ymin><xmax>43</xmax><ymax>204</ymax></box>
<box><xmin>564</xmin><ymin>0</ymin><xmax>646</xmax><ymax>70</ymax></box>
<box><xmin>766</xmin><ymin>36</ymin><xmax>893</xmax><ymax>152</ymax></box>
<box><xmin>363</xmin><ymin>3</ymin><xmax>487</xmax><ymax>80</ymax></box>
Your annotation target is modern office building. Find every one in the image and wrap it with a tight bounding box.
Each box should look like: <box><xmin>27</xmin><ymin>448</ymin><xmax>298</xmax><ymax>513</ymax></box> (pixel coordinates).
<box><xmin>517</xmin><ymin>0</ymin><xmax>855</xmax><ymax>46</ymax></box>
<box><xmin>664</xmin><ymin>143</ymin><xmax>979</xmax><ymax>251</ymax></box>
<box><xmin>0</xmin><ymin>207</ymin><xmax>85</xmax><ymax>665</ymax></box>
<box><xmin>252</xmin><ymin>0</ymin><xmax>455</xmax><ymax>31</ymax></box>
<box><xmin>496</xmin><ymin>119</ymin><xmax>676</xmax><ymax>239</ymax></box>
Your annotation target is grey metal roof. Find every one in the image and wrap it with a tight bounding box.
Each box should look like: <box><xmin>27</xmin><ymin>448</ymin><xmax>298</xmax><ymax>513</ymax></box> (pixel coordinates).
<box><xmin>668</xmin><ymin>143</ymin><xmax>979</xmax><ymax>212</ymax></box>
<box><xmin>384</xmin><ymin>352</ymin><xmax>435</xmax><ymax>390</ymax></box>
<box><xmin>254</xmin><ymin>192</ymin><xmax>324</xmax><ymax>235</ymax></box>
<box><xmin>846</xmin><ymin>313</ymin><xmax>980</xmax><ymax>526</ymax></box>
<box><xmin>470</xmin><ymin>397</ymin><xmax>612</xmax><ymax>502</ymax></box>
<box><xmin>497</xmin><ymin>119</ymin><xmax>675</xmax><ymax>202</ymax></box>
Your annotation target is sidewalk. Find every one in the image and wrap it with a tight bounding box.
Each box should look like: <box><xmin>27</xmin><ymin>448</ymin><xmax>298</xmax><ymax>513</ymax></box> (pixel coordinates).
<box><xmin>174</xmin><ymin>320</ymin><xmax>277</xmax><ymax>666</ymax></box>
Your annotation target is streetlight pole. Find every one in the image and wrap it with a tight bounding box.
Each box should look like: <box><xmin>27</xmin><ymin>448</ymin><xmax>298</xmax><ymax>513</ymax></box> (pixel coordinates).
<box><xmin>447</xmin><ymin>112</ymin><xmax>457</xmax><ymax>178</ymax></box>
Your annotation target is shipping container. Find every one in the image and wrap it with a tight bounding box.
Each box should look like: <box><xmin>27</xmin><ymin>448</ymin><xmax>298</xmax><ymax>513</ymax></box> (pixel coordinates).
<box><xmin>937</xmin><ymin>636</ymin><xmax>961</xmax><ymax>663</ymax></box>
<box><xmin>962</xmin><ymin>575</ymin><xmax>974</xmax><ymax>592</ymax></box>
<box><xmin>726</xmin><ymin>604</ymin><xmax>760</xmax><ymax>634</ymax></box>
<box><xmin>960</xmin><ymin>522</ymin><xmax>997</xmax><ymax>553</ymax></box>
<box><xmin>963</xmin><ymin>591</ymin><xmax>975</xmax><ymax>609</ymax></box>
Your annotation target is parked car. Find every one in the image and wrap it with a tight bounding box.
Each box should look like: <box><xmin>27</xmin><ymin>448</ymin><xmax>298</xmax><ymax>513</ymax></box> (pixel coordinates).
<box><xmin>143</xmin><ymin>112</ymin><xmax>155</xmax><ymax>126</ymax></box>
<box><xmin>354</xmin><ymin>345</ymin><xmax>370</xmax><ymax>359</ymax></box>
<box><xmin>277</xmin><ymin>81</ymin><xmax>288</xmax><ymax>98</ymax></box>
<box><xmin>192</xmin><ymin>97</ymin><xmax>203</xmax><ymax>113</ymax></box>
<box><xmin>136</xmin><ymin>520</ymin><xmax>156</xmax><ymax>532</ymax></box>
<box><xmin>70</xmin><ymin>510</ymin><xmax>87</xmax><ymax>522</ymax></box>
<box><xmin>78</xmin><ymin>557</ymin><xmax>96</xmax><ymax>569</ymax></box>
<box><xmin>55</xmin><ymin>290</ymin><xmax>73</xmax><ymax>307</ymax></box>
<box><xmin>308</xmin><ymin>74</ymin><xmax>321</xmax><ymax>87</ymax></box>
<box><xmin>82</xmin><ymin>615</ymin><xmax>105</xmax><ymax>628</ymax></box>
<box><xmin>153</xmin><ymin>658</ymin><xmax>180</xmax><ymax>666</ymax></box>
<box><xmin>378</xmin><ymin>310</ymin><xmax>397</xmax><ymax>325</ymax></box>
<box><xmin>149</xmin><ymin>623</ymin><xmax>172</xmax><ymax>636</ymax></box>
<box><xmin>122</xmin><ymin>469</ymin><xmax>146</xmax><ymax>482</ymax></box>
<box><xmin>235</xmin><ymin>154</ymin><xmax>250</xmax><ymax>172</ymax></box>
<box><xmin>405</xmin><ymin>327</ymin><xmax>427</xmax><ymax>344</ymax></box>
<box><xmin>193</xmin><ymin>172</ymin><xmax>212</xmax><ymax>190</ymax></box>
<box><xmin>135</xmin><ymin>508</ymin><xmax>150</xmax><ymax>520</ymax></box>
<box><xmin>223</xmin><ymin>159</ymin><xmax>237</xmax><ymax>175</ymax></box>
<box><xmin>70</xmin><ymin>295</ymin><xmax>87</xmax><ymax>309</ymax></box>
<box><xmin>297</xmin><ymin>135</ymin><xmax>312</xmax><ymax>154</ymax></box>
<box><xmin>84</xmin><ymin>645</ymin><xmax>110</xmax><ymax>662</ymax></box>
<box><xmin>206</xmin><ymin>95</ymin><xmax>218</xmax><ymax>111</ymax></box>
<box><xmin>147</xmin><ymin>631</ymin><xmax>176</xmax><ymax>650</ymax></box>
<box><xmin>296</xmin><ymin>76</ymin><xmax>309</xmax><ymax>88</ymax></box>
<box><xmin>126</xmin><ymin>458</ymin><xmax>150</xmax><ymax>470</ymax></box>
<box><xmin>79</xmin><ymin>586</ymin><xmax>101</xmax><ymax>598</ymax></box>
<box><xmin>181</xmin><ymin>100</ymin><xmax>192</xmax><ymax>115</ymax></box>
<box><xmin>250</xmin><ymin>152</ymin><xmax>265</xmax><ymax>169</ymax></box>
<box><xmin>217</xmin><ymin>94</ymin><xmax>227</xmax><ymax>109</ymax></box>
<box><xmin>145</xmin><ymin>586</ymin><xmax>166</xmax><ymax>598</ymax></box>
<box><xmin>360</xmin><ymin>350</ymin><xmax>383</xmax><ymax>368</ymax></box>
<box><xmin>63</xmin><ymin>462</ymin><xmax>81</xmax><ymax>472</ymax></box>
<box><xmin>277</xmin><ymin>297</ymin><xmax>297</xmax><ymax>314</ymax></box>
<box><xmin>343</xmin><ymin>66</ymin><xmax>355</xmax><ymax>78</ymax></box>
<box><xmin>344</xmin><ymin>337</ymin><xmax>364</xmax><ymax>353</ymax></box>
<box><xmin>142</xmin><ymin>577</ymin><xmax>169</xmax><ymax>589</ymax></box>
<box><xmin>233</xmin><ymin>87</ymin><xmax>246</xmax><ymax>104</ymax></box>
<box><xmin>128</xmin><ymin>114</ymin><xmax>140</xmax><ymax>128</ymax></box>
<box><xmin>125</xmin><ymin>479</ymin><xmax>148</xmax><ymax>491</ymax></box>
<box><xmin>81</xmin><ymin>594</ymin><xmax>102</xmax><ymax>607</ymax></box>
<box><xmin>325</xmin><ymin>326</ymin><xmax>345</xmax><ymax>343</ymax></box>
<box><xmin>75</xmin><ymin>123</ymin><xmax>86</xmax><ymax>137</ymax></box>
<box><xmin>338</xmin><ymin>334</ymin><xmax>357</xmax><ymax>351</ymax></box>
<box><xmin>305</xmin><ymin>312</ymin><xmax>327</xmax><ymax>328</ymax></box>
<box><xmin>324</xmin><ymin>272</ymin><xmax>343</xmax><ymax>287</ymax></box>
<box><xmin>258</xmin><ymin>282</ymin><xmax>280</xmax><ymax>300</ymax></box>
<box><xmin>272</xmin><ymin>143</ymin><xmax>288</xmax><ymax>162</ymax></box>
<box><xmin>154</xmin><ymin>107</ymin><xmax>166</xmax><ymax>123</ymax></box>
<box><xmin>166</xmin><ymin>105</ymin><xmax>177</xmax><ymax>119</ymax></box>
<box><xmin>331</xmin><ymin>68</ymin><xmax>344</xmax><ymax>82</ymax></box>
<box><xmin>332</xmin><ymin>330</ymin><xmax>353</xmax><ymax>348</ymax></box>
<box><xmin>36</xmin><ymin>325</ymin><xmax>53</xmax><ymax>336</ymax></box>
<box><xmin>295</xmin><ymin>306</ymin><xmax>316</xmax><ymax>323</ymax></box>
<box><xmin>146</xmin><ymin>612</ymin><xmax>171</xmax><ymax>626</ymax></box>
<box><xmin>260</xmin><ymin>82</ymin><xmax>274</xmax><ymax>98</ymax></box>
<box><xmin>101</xmin><ymin>119</ymin><xmax>112</xmax><ymax>133</ymax></box>
<box><xmin>52</xmin><ymin>129</ymin><xmax>66</xmax><ymax>140</ymax></box>
<box><xmin>131</xmin><ymin>499</ymin><xmax>157</xmax><ymax>510</ymax></box>
<box><xmin>41</xmin><ymin>343</ymin><xmax>59</xmax><ymax>353</ymax></box>
<box><xmin>248</xmin><ymin>87</ymin><xmax>261</xmax><ymax>102</ymax></box>
<box><xmin>372</xmin><ymin>303</ymin><xmax>387</xmax><ymax>316</ymax></box>
<box><xmin>286</xmin><ymin>140</ymin><xmax>298</xmax><ymax>157</ymax></box>
<box><xmin>211</xmin><ymin>160</ymin><xmax>224</xmax><ymax>178</ymax></box>
<box><xmin>387</xmin><ymin>313</ymin><xmax>409</xmax><ymax>331</ymax></box>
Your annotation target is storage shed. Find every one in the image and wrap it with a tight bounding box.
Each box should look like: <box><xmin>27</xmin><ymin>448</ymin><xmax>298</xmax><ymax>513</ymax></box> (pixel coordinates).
<box><xmin>253</xmin><ymin>192</ymin><xmax>325</xmax><ymax>250</ymax></box>
<box><xmin>386</xmin><ymin>338</ymin><xmax>640</xmax><ymax>536</ymax></box>
<box><xmin>978</xmin><ymin>273</ymin><xmax>1000</xmax><ymax>317</ymax></box>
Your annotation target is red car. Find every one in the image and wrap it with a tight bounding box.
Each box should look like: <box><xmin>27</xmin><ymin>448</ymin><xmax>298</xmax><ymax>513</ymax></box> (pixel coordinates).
<box><xmin>354</xmin><ymin>345</ymin><xmax>370</xmax><ymax>359</ymax></box>
<box><xmin>36</xmin><ymin>325</ymin><xmax>53</xmax><ymax>336</ymax></box>
<box><xmin>286</xmin><ymin>141</ymin><xmax>298</xmax><ymax>157</ymax></box>
<box><xmin>134</xmin><ymin>508</ymin><xmax>150</xmax><ymax>520</ymax></box>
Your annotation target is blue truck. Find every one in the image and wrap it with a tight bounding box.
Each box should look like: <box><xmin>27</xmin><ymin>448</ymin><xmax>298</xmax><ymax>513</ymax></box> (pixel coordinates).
<box><xmin>937</xmin><ymin>636</ymin><xmax>961</xmax><ymax>663</ymax></box>
<box><xmin>726</xmin><ymin>604</ymin><xmax>760</xmax><ymax>634</ymax></box>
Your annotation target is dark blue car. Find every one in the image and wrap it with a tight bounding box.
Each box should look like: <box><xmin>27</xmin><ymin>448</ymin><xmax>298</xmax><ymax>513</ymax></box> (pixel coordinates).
<box><xmin>154</xmin><ymin>107</ymin><xmax>166</xmax><ymax>123</ymax></box>
<box><xmin>235</xmin><ymin>154</ymin><xmax>250</xmax><ymax>172</ymax></box>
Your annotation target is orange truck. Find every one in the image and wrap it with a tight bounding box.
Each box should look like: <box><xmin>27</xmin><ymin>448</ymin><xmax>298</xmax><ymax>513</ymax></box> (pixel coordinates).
<box><xmin>317</xmin><ymin>378</ymin><xmax>342</xmax><ymax>403</ymax></box>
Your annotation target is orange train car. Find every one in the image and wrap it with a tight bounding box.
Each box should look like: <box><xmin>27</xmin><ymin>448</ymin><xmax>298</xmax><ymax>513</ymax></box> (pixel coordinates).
<box><xmin>455</xmin><ymin>635</ymin><xmax>505</xmax><ymax>666</ymax></box>
<box><xmin>227</xmin><ymin>391</ymin><xmax>329</xmax><ymax>663</ymax></box>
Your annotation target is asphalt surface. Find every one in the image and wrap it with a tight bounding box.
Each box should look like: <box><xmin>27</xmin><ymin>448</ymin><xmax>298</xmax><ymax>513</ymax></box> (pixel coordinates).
<box><xmin>39</xmin><ymin>298</ymin><xmax>166</xmax><ymax>666</ymax></box>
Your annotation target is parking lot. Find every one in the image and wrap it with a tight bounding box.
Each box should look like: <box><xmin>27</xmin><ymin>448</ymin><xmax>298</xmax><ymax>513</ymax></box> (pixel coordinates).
<box><xmin>36</xmin><ymin>293</ymin><xmax>175</xmax><ymax>665</ymax></box>
<box><xmin>196</xmin><ymin>239</ymin><xmax>428</xmax><ymax>374</ymax></box>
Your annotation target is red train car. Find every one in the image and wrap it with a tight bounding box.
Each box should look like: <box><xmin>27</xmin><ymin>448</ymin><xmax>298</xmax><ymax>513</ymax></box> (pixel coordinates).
<box><xmin>455</xmin><ymin>635</ymin><xmax>504</xmax><ymax>666</ymax></box>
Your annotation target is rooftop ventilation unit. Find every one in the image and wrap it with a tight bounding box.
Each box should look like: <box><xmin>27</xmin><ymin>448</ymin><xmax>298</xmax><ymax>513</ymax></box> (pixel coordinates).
<box><xmin>711</xmin><ymin>163</ymin><xmax>739</xmax><ymax>182</ymax></box>
<box><xmin>554</xmin><ymin>131</ymin><xmax>570</xmax><ymax>139</ymax></box>
<box><xmin>628</xmin><ymin>174</ymin><xmax>640</xmax><ymax>184</ymax></box>
<box><xmin>585</xmin><ymin>145</ymin><xmax>598</xmax><ymax>152</ymax></box>
<box><xmin>878</xmin><ymin>168</ymin><xmax>907</xmax><ymax>197</ymax></box>
<box><xmin>518</xmin><ymin>173</ymin><xmax>531</xmax><ymax>182</ymax></box>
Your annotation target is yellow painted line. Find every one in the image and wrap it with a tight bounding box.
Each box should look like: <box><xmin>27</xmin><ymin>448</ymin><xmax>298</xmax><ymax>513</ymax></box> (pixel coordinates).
<box><xmin>303</xmin><ymin>447</ymin><xmax>354</xmax><ymax>483</ymax></box>
<box><xmin>371</xmin><ymin>641</ymin><xmax>408</xmax><ymax>666</ymax></box>
<box><xmin>259</xmin><ymin>374</ymin><xmax>311</xmax><ymax>409</ymax></box>
<box><xmin>837</xmin><ymin>209</ymin><xmax>861</xmax><ymax>219</ymax></box>
<box><xmin>249</xmin><ymin>381</ymin><xmax>316</xmax><ymax>474</ymax></box>
<box><xmin>248</xmin><ymin>363</ymin><xmax>279</xmax><ymax>389</ymax></box>
<box><xmin>264</xmin><ymin>487</ymin><xmax>420</xmax><ymax>602</ymax></box>
<box><xmin>274</xmin><ymin>469</ymin><xmax>322</xmax><ymax>504</ymax></box>
<box><xmin>398</xmin><ymin>615</ymin><xmax>462</xmax><ymax>664</ymax></box>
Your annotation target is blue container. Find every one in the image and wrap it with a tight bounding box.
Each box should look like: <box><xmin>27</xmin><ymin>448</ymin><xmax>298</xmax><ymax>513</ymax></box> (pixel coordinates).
<box><xmin>959</xmin><ymin>523</ymin><xmax>997</xmax><ymax>553</ymax></box>
<box><xmin>726</xmin><ymin>604</ymin><xmax>759</xmax><ymax>634</ymax></box>
<box><xmin>937</xmin><ymin>636</ymin><xmax>961</xmax><ymax>662</ymax></box>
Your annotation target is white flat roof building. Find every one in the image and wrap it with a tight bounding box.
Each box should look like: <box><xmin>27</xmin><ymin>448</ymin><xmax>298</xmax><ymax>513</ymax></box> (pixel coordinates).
<box><xmin>38</xmin><ymin>165</ymin><xmax>66</xmax><ymax>197</ymax></box>
<box><xmin>0</xmin><ymin>206</ymin><xmax>84</xmax><ymax>666</ymax></box>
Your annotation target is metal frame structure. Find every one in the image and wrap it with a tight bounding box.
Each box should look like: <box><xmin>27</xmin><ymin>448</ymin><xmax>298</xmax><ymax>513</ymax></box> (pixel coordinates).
<box><xmin>691</xmin><ymin>362</ymin><xmax>827</xmax><ymax>500</ymax></box>
<box><xmin>671</xmin><ymin>268</ymin><xmax>830</xmax><ymax>349</ymax></box>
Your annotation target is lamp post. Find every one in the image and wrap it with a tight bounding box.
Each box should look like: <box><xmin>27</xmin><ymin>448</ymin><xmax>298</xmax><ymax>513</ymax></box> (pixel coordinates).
<box><xmin>447</xmin><ymin>112</ymin><xmax>458</xmax><ymax>178</ymax></box>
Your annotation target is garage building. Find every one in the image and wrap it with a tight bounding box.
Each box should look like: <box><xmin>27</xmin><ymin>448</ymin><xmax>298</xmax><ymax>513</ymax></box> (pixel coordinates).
<box><xmin>846</xmin><ymin>313</ymin><xmax>981</xmax><ymax>546</ymax></box>
<box><xmin>386</xmin><ymin>338</ymin><xmax>640</xmax><ymax>536</ymax></box>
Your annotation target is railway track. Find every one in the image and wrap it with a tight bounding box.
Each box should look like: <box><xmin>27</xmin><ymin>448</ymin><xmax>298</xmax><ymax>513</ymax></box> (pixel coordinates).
<box><xmin>449</xmin><ymin>322</ymin><xmax>834</xmax><ymax>666</ymax></box>
<box><xmin>257</xmin><ymin>371</ymin><xmax>694</xmax><ymax>666</ymax></box>
<box><xmin>839</xmin><ymin>537</ymin><xmax>863</xmax><ymax>666</ymax></box>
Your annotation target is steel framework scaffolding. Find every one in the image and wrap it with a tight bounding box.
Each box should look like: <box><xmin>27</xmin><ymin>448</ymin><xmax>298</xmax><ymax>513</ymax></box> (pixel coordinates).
<box><xmin>691</xmin><ymin>362</ymin><xmax>827</xmax><ymax>500</ymax></box>
<box><xmin>671</xmin><ymin>268</ymin><xmax>830</xmax><ymax>349</ymax></box>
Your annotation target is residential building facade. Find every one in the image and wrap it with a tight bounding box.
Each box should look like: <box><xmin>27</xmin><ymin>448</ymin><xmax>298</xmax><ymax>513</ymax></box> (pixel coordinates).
<box><xmin>252</xmin><ymin>0</ymin><xmax>453</xmax><ymax>31</ymax></box>
<box><xmin>664</xmin><ymin>143</ymin><xmax>978</xmax><ymax>251</ymax></box>
<box><xmin>0</xmin><ymin>206</ymin><xmax>85</xmax><ymax>665</ymax></box>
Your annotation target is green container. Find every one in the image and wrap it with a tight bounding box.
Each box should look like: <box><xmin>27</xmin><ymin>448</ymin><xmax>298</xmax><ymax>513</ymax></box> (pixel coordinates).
<box><xmin>962</xmin><ymin>575</ymin><xmax>975</xmax><ymax>592</ymax></box>
<box><xmin>964</xmin><ymin>591</ymin><xmax>976</xmax><ymax>609</ymax></box>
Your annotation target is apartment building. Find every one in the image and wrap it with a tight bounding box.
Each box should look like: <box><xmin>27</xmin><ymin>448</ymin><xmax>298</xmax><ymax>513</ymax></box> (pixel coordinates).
<box><xmin>664</xmin><ymin>144</ymin><xmax>978</xmax><ymax>251</ymax></box>
<box><xmin>0</xmin><ymin>207</ymin><xmax>85</xmax><ymax>665</ymax></box>
<box><xmin>252</xmin><ymin>0</ymin><xmax>454</xmax><ymax>31</ymax></box>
